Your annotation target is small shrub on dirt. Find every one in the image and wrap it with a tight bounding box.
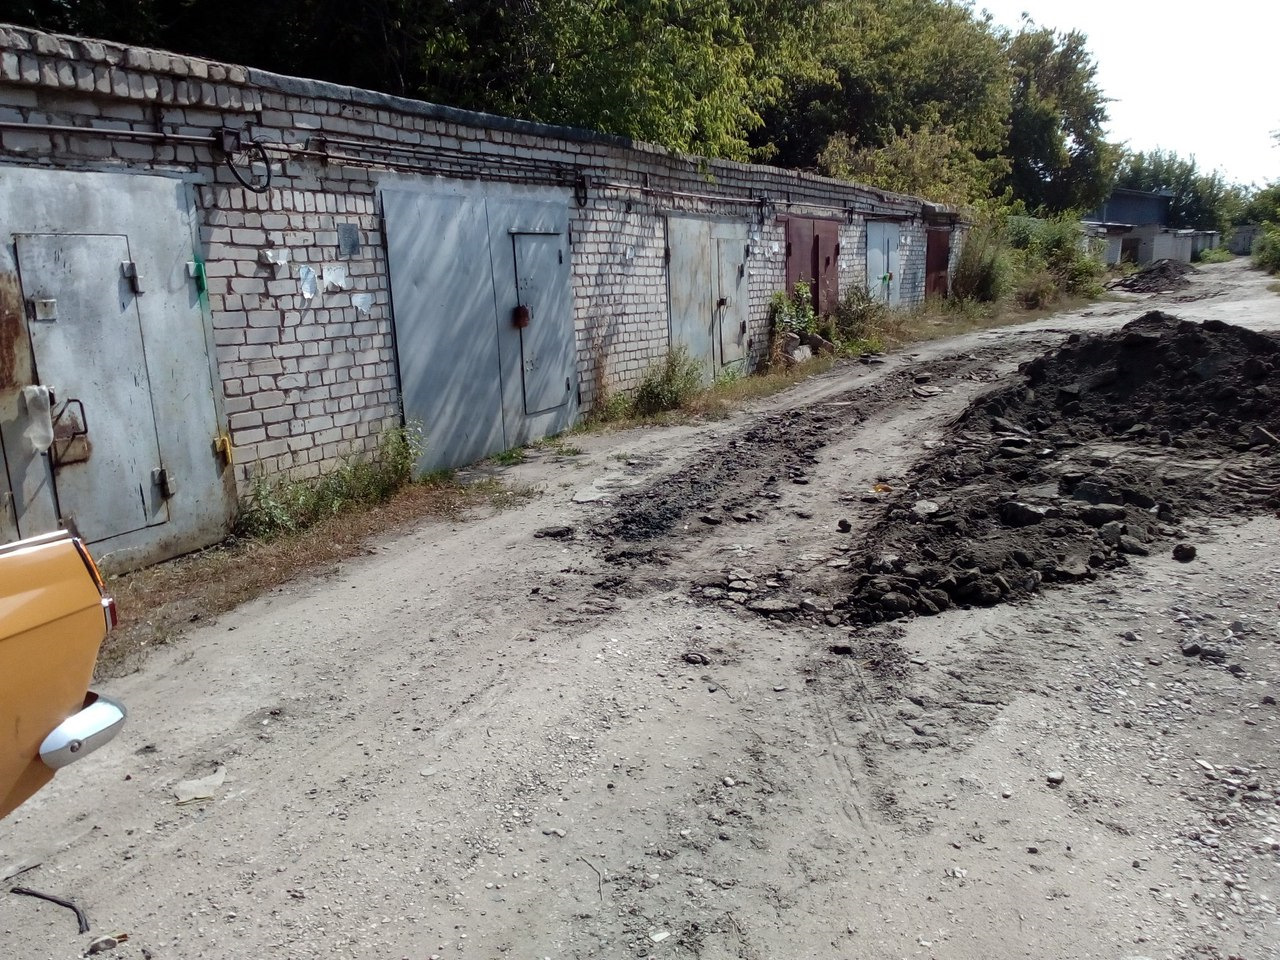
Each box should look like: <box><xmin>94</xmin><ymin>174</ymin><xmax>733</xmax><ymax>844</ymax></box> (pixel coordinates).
<box><xmin>951</xmin><ymin>219</ymin><xmax>1010</xmax><ymax>303</ymax></box>
<box><xmin>1013</xmin><ymin>268</ymin><xmax>1060</xmax><ymax>309</ymax></box>
<box><xmin>236</xmin><ymin>422</ymin><xmax>424</xmax><ymax>539</ymax></box>
<box><xmin>955</xmin><ymin>214</ymin><xmax>1101</xmax><ymax>308</ymax></box>
<box><xmin>632</xmin><ymin>345</ymin><xmax>704</xmax><ymax>416</ymax></box>
<box><xmin>1253</xmin><ymin>223</ymin><xmax>1280</xmax><ymax>274</ymax></box>
<box><xmin>832</xmin><ymin>283</ymin><xmax>888</xmax><ymax>353</ymax></box>
<box><xmin>769</xmin><ymin>282</ymin><xmax>819</xmax><ymax>336</ymax></box>
<box><xmin>1195</xmin><ymin>246</ymin><xmax>1233</xmax><ymax>264</ymax></box>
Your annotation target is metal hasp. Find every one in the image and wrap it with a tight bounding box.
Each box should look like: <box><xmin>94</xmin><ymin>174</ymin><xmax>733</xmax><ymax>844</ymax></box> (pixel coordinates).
<box><xmin>866</xmin><ymin>221</ymin><xmax>902</xmax><ymax>306</ymax></box>
<box><xmin>151</xmin><ymin>467</ymin><xmax>177</xmax><ymax>498</ymax></box>
<box><xmin>28</xmin><ymin>298</ymin><xmax>56</xmax><ymax>322</ymax></box>
<box><xmin>666</xmin><ymin>217</ymin><xmax>749</xmax><ymax>384</ymax></box>
<box><xmin>119</xmin><ymin>260</ymin><xmax>143</xmax><ymax>294</ymax></box>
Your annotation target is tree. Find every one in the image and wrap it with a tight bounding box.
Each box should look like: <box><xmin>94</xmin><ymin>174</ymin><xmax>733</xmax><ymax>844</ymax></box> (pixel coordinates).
<box><xmin>819</xmin><ymin>124</ymin><xmax>1005</xmax><ymax>206</ymax></box>
<box><xmin>757</xmin><ymin>0</ymin><xmax>1012</xmax><ymax>170</ymax></box>
<box><xmin>1115</xmin><ymin>150</ymin><xmax>1245</xmax><ymax>232</ymax></box>
<box><xmin>1002</xmin><ymin>25</ymin><xmax>1116</xmax><ymax>213</ymax></box>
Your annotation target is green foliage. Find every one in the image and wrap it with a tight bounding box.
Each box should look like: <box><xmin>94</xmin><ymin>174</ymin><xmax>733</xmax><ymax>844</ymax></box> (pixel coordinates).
<box><xmin>236</xmin><ymin>422</ymin><xmax>424</xmax><ymax>539</ymax></box>
<box><xmin>1115</xmin><ymin>149</ymin><xmax>1245</xmax><ymax>233</ymax></box>
<box><xmin>1002</xmin><ymin>25</ymin><xmax>1116</xmax><ymax>213</ymax></box>
<box><xmin>8</xmin><ymin>0</ymin><xmax>1120</xmax><ymax>208</ymax></box>
<box><xmin>490</xmin><ymin>447</ymin><xmax>526</xmax><ymax>466</ymax></box>
<box><xmin>951</xmin><ymin>220</ymin><xmax>1011</xmax><ymax>303</ymax></box>
<box><xmin>632</xmin><ymin>346</ymin><xmax>704</xmax><ymax>416</ymax></box>
<box><xmin>1240</xmin><ymin>183</ymin><xmax>1280</xmax><ymax>225</ymax></box>
<box><xmin>1254</xmin><ymin>224</ymin><xmax>1280</xmax><ymax>274</ymax></box>
<box><xmin>769</xmin><ymin>283</ymin><xmax>819</xmax><ymax>336</ymax></box>
<box><xmin>1195</xmin><ymin>246</ymin><xmax>1234</xmax><ymax>264</ymax></box>
<box><xmin>713</xmin><ymin>366</ymin><xmax>744</xmax><ymax>388</ymax></box>
<box><xmin>831</xmin><ymin>283</ymin><xmax>887</xmax><ymax>354</ymax></box>
<box><xmin>819</xmin><ymin>124</ymin><xmax>1002</xmax><ymax>206</ymax></box>
<box><xmin>763</xmin><ymin>0</ymin><xmax>1012</xmax><ymax>170</ymax></box>
<box><xmin>954</xmin><ymin>214</ymin><xmax>1101</xmax><ymax>309</ymax></box>
<box><xmin>589</xmin><ymin>391</ymin><xmax>635</xmax><ymax>425</ymax></box>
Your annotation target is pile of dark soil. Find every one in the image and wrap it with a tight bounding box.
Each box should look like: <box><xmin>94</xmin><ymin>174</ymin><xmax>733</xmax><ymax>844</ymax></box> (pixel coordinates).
<box><xmin>1108</xmin><ymin>259</ymin><xmax>1194</xmax><ymax>294</ymax></box>
<box><xmin>595</xmin><ymin>354</ymin><xmax>1003</xmax><ymax>557</ymax></box>
<box><xmin>832</xmin><ymin>312</ymin><xmax>1280</xmax><ymax>624</ymax></box>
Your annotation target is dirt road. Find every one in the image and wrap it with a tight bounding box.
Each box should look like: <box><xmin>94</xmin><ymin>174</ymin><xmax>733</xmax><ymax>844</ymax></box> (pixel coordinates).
<box><xmin>4</xmin><ymin>261</ymin><xmax>1279</xmax><ymax>960</ymax></box>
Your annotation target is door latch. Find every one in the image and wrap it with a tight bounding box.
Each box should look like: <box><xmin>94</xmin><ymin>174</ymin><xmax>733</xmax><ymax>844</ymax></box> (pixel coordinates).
<box><xmin>152</xmin><ymin>467</ymin><xmax>177</xmax><ymax>498</ymax></box>
<box><xmin>121</xmin><ymin>261</ymin><xmax>144</xmax><ymax>294</ymax></box>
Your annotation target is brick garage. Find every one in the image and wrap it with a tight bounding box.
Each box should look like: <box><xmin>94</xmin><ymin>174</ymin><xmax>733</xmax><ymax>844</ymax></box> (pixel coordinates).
<box><xmin>0</xmin><ymin>23</ymin><xmax>948</xmax><ymax>494</ymax></box>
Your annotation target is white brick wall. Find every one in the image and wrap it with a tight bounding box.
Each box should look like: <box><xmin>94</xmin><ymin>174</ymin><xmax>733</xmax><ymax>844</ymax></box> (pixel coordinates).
<box><xmin>0</xmin><ymin>22</ymin><xmax>953</xmax><ymax>487</ymax></box>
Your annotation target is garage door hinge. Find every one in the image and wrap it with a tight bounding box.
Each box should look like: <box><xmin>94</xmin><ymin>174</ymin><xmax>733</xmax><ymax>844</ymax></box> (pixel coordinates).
<box><xmin>186</xmin><ymin>260</ymin><xmax>208</xmax><ymax>294</ymax></box>
<box><xmin>120</xmin><ymin>260</ymin><xmax>144</xmax><ymax>295</ymax></box>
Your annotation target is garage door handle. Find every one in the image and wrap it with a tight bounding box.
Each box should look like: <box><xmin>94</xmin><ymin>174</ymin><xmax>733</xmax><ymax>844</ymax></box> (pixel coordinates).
<box><xmin>717</xmin><ymin>296</ymin><xmax>728</xmax><ymax>308</ymax></box>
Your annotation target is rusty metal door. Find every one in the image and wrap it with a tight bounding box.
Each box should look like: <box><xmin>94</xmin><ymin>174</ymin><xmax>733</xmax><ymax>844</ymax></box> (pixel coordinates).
<box><xmin>925</xmin><ymin>229</ymin><xmax>951</xmax><ymax>298</ymax></box>
<box><xmin>813</xmin><ymin>220</ymin><xmax>840</xmax><ymax>315</ymax></box>
<box><xmin>714</xmin><ymin>233</ymin><xmax>748</xmax><ymax>367</ymax></box>
<box><xmin>13</xmin><ymin>234</ymin><xmax>168</xmax><ymax>542</ymax></box>
<box><xmin>783</xmin><ymin>217</ymin><xmax>815</xmax><ymax>296</ymax></box>
<box><xmin>511</xmin><ymin>231</ymin><xmax>574</xmax><ymax>415</ymax></box>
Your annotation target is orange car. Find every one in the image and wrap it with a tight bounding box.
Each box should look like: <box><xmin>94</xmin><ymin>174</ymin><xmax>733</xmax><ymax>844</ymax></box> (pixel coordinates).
<box><xmin>0</xmin><ymin>530</ymin><xmax>126</xmax><ymax>819</ymax></box>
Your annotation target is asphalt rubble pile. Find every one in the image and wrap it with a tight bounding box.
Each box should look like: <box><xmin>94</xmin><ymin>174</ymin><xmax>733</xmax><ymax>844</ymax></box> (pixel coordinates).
<box><xmin>829</xmin><ymin>311</ymin><xmax>1280</xmax><ymax>624</ymax></box>
<box><xmin>1108</xmin><ymin>258</ymin><xmax>1194</xmax><ymax>294</ymax></box>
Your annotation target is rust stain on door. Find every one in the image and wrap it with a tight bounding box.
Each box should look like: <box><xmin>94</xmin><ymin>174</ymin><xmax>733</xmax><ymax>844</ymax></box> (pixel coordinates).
<box><xmin>0</xmin><ymin>271</ymin><xmax>34</xmax><ymax>394</ymax></box>
<box><xmin>0</xmin><ymin>272</ymin><xmax>30</xmax><ymax>392</ymax></box>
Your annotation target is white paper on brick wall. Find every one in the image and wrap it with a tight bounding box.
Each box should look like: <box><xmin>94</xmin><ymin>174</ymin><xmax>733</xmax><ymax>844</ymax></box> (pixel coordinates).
<box><xmin>322</xmin><ymin>263</ymin><xmax>351</xmax><ymax>291</ymax></box>
<box><xmin>299</xmin><ymin>265</ymin><xmax>318</xmax><ymax>300</ymax></box>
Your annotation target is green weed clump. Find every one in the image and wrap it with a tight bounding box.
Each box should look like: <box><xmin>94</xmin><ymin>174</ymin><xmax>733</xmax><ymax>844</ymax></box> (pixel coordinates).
<box><xmin>951</xmin><ymin>220</ymin><xmax>1010</xmax><ymax>303</ymax></box>
<box><xmin>831</xmin><ymin>283</ymin><xmax>888</xmax><ymax>355</ymax></box>
<box><xmin>954</xmin><ymin>213</ymin><xmax>1101</xmax><ymax>310</ymax></box>
<box><xmin>632</xmin><ymin>345</ymin><xmax>705</xmax><ymax>416</ymax></box>
<box><xmin>768</xmin><ymin>282</ymin><xmax>820</xmax><ymax>336</ymax></box>
<box><xmin>1253</xmin><ymin>224</ymin><xmax>1280</xmax><ymax>274</ymax></box>
<box><xmin>1195</xmin><ymin>246</ymin><xmax>1233</xmax><ymax>264</ymax></box>
<box><xmin>236</xmin><ymin>422</ymin><xmax>424</xmax><ymax>539</ymax></box>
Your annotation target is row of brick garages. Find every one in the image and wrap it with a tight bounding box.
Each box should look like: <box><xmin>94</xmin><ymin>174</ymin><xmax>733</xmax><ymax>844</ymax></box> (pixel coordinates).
<box><xmin>0</xmin><ymin>24</ymin><xmax>961</xmax><ymax>569</ymax></box>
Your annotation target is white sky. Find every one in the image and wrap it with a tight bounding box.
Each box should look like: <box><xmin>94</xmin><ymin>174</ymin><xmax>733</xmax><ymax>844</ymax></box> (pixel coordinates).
<box><xmin>977</xmin><ymin>0</ymin><xmax>1280</xmax><ymax>187</ymax></box>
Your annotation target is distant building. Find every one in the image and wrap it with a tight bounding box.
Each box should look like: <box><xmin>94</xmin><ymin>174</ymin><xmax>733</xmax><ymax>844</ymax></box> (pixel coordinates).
<box><xmin>1083</xmin><ymin>187</ymin><xmax>1218</xmax><ymax>266</ymax></box>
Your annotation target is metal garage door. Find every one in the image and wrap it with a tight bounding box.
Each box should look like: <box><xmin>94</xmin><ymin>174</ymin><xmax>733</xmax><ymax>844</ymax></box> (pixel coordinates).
<box><xmin>0</xmin><ymin>169</ymin><xmax>232</xmax><ymax>569</ymax></box>
<box><xmin>382</xmin><ymin>188</ymin><xmax>506</xmax><ymax>471</ymax></box>
<box><xmin>15</xmin><ymin>234</ymin><xmax>169</xmax><ymax>542</ymax></box>
<box><xmin>666</xmin><ymin>217</ymin><xmax>749</xmax><ymax>381</ymax></box>
<box><xmin>866</xmin><ymin>221</ymin><xmax>901</xmax><ymax>305</ymax></box>
<box><xmin>382</xmin><ymin>183</ymin><xmax>576</xmax><ymax>471</ymax></box>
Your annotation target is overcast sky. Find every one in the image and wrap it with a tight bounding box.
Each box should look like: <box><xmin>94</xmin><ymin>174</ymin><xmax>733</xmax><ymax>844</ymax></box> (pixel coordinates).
<box><xmin>977</xmin><ymin>0</ymin><xmax>1279</xmax><ymax>187</ymax></box>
